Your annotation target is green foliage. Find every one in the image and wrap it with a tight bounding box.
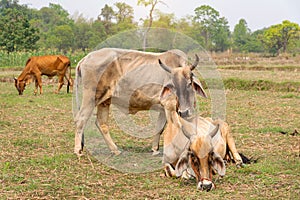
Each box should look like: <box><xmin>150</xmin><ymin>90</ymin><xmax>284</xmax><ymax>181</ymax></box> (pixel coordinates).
<box><xmin>47</xmin><ymin>25</ymin><xmax>74</xmax><ymax>51</ymax></box>
<box><xmin>0</xmin><ymin>7</ymin><xmax>39</xmax><ymax>52</ymax></box>
<box><xmin>193</xmin><ymin>5</ymin><xmax>231</xmax><ymax>52</ymax></box>
<box><xmin>0</xmin><ymin>49</ymin><xmax>87</xmax><ymax>68</ymax></box>
<box><xmin>114</xmin><ymin>2</ymin><xmax>134</xmax><ymax>24</ymax></box>
<box><xmin>232</xmin><ymin>19</ymin><xmax>251</xmax><ymax>52</ymax></box>
<box><xmin>0</xmin><ymin>0</ymin><xmax>299</xmax><ymax>55</ymax></box>
<box><xmin>262</xmin><ymin>20</ymin><xmax>300</xmax><ymax>55</ymax></box>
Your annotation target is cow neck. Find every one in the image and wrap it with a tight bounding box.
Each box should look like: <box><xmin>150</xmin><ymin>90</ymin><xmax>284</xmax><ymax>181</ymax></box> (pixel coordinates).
<box><xmin>17</xmin><ymin>69</ymin><xmax>31</xmax><ymax>81</ymax></box>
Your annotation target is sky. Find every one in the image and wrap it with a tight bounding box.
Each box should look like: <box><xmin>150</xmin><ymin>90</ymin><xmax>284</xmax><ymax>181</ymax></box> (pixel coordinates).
<box><xmin>19</xmin><ymin>0</ymin><xmax>300</xmax><ymax>31</ymax></box>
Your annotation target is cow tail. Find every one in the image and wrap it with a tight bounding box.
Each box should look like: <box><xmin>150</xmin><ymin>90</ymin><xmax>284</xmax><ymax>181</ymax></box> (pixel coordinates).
<box><xmin>67</xmin><ymin>62</ymin><xmax>72</xmax><ymax>93</ymax></box>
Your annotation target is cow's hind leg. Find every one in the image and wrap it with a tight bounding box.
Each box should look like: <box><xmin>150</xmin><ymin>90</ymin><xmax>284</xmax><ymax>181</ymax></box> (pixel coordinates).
<box><xmin>222</xmin><ymin>122</ymin><xmax>243</xmax><ymax>167</ymax></box>
<box><xmin>65</xmin><ymin>66</ymin><xmax>73</xmax><ymax>93</ymax></box>
<box><xmin>56</xmin><ymin>75</ymin><xmax>64</xmax><ymax>93</ymax></box>
<box><xmin>96</xmin><ymin>99</ymin><xmax>121</xmax><ymax>155</ymax></box>
<box><xmin>74</xmin><ymin>91</ymin><xmax>95</xmax><ymax>156</ymax></box>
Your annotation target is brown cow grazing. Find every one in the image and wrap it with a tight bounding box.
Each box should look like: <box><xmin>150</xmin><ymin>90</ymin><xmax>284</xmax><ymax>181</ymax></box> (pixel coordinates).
<box><xmin>14</xmin><ymin>55</ymin><xmax>73</xmax><ymax>95</ymax></box>
<box><xmin>73</xmin><ymin>48</ymin><xmax>207</xmax><ymax>156</ymax></box>
<box><xmin>159</xmin><ymin>69</ymin><xmax>243</xmax><ymax>191</ymax></box>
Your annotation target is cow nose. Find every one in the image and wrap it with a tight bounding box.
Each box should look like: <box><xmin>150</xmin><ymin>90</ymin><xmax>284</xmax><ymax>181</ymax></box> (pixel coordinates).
<box><xmin>202</xmin><ymin>183</ymin><xmax>212</xmax><ymax>191</ymax></box>
<box><xmin>198</xmin><ymin>180</ymin><xmax>213</xmax><ymax>191</ymax></box>
<box><xmin>179</xmin><ymin>110</ymin><xmax>189</xmax><ymax>118</ymax></box>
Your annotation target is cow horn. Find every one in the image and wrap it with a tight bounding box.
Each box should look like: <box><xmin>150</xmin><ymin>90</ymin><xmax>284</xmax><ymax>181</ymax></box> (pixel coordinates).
<box><xmin>179</xmin><ymin>117</ymin><xmax>197</xmax><ymax>139</ymax></box>
<box><xmin>158</xmin><ymin>59</ymin><xmax>172</xmax><ymax>73</ymax></box>
<box><xmin>209</xmin><ymin>124</ymin><xmax>219</xmax><ymax>138</ymax></box>
<box><xmin>190</xmin><ymin>54</ymin><xmax>199</xmax><ymax>71</ymax></box>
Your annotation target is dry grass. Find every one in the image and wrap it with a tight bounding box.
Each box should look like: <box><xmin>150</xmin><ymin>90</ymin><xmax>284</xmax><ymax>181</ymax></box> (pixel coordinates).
<box><xmin>0</xmin><ymin>65</ymin><xmax>300</xmax><ymax>199</ymax></box>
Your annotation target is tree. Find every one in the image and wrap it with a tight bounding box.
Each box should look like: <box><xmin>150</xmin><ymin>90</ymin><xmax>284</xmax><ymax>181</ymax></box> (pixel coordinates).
<box><xmin>232</xmin><ymin>19</ymin><xmax>251</xmax><ymax>52</ymax></box>
<box><xmin>46</xmin><ymin>25</ymin><xmax>74</xmax><ymax>51</ymax></box>
<box><xmin>193</xmin><ymin>5</ymin><xmax>230</xmax><ymax>51</ymax></box>
<box><xmin>137</xmin><ymin>0</ymin><xmax>164</xmax><ymax>29</ymax></box>
<box><xmin>98</xmin><ymin>4</ymin><xmax>115</xmax><ymax>35</ymax></box>
<box><xmin>0</xmin><ymin>8</ymin><xmax>39</xmax><ymax>52</ymax></box>
<box><xmin>99</xmin><ymin>4</ymin><xmax>114</xmax><ymax>22</ymax></box>
<box><xmin>113</xmin><ymin>2</ymin><xmax>136</xmax><ymax>32</ymax></box>
<box><xmin>114</xmin><ymin>2</ymin><xmax>134</xmax><ymax>24</ymax></box>
<box><xmin>151</xmin><ymin>10</ymin><xmax>176</xmax><ymax>29</ymax></box>
<box><xmin>245</xmin><ymin>29</ymin><xmax>265</xmax><ymax>53</ymax></box>
<box><xmin>137</xmin><ymin>0</ymin><xmax>166</xmax><ymax>50</ymax></box>
<box><xmin>262</xmin><ymin>20</ymin><xmax>300</xmax><ymax>55</ymax></box>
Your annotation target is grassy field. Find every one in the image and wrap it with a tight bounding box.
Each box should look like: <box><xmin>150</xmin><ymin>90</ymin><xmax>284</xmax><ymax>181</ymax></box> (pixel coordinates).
<box><xmin>0</xmin><ymin>56</ymin><xmax>300</xmax><ymax>199</ymax></box>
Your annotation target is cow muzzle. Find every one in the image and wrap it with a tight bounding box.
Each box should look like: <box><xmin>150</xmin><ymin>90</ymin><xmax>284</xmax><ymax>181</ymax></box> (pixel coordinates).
<box><xmin>197</xmin><ymin>179</ymin><xmax>215</xmax><ymax>191</ymax></box>
<box><xmin>178</xmin><ymin>109</ymin><xmax>190</xmax><ymax>118</ymax></box>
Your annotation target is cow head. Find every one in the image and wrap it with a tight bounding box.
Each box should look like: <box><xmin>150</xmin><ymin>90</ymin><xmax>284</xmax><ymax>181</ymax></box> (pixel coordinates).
<box><xmin>159</xmin><ymin>68</ymin><xmax>225</xmax><ymax>191</ymax></box>
<box><xmin>176</xmin><ymin>120</ymin><xmax>226</xmax><ymax>191</ymax></box>
<box><xmin>159</xmin><ymin>55</ymin><xmax>207</xmax><ymax>118</ymax></box>
<box><xmin>14</xmin><ymin>78</ymin><xmax>26</xmax><ymax>95</ymax></box>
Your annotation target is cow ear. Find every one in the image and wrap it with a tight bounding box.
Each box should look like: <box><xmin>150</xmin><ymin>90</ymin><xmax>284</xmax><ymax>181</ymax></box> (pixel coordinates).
<box><xmin>175</xmin><ymin>150</ymin><xmax>190</xmax><ymax>177</ymax></box>
<box><xmin>160</xmin><ymin>85</ymin><xmax>173</xmax><ymax>100</ymax></box>
<box><xmin>210</xmin><ymin>151</ymin><xmax>226</xmax><ymax>177</ymax></box>
<box><xmin>192</xmin><ymin>78</ymin><xmax>207</xmax><ymax>98</ymax></box>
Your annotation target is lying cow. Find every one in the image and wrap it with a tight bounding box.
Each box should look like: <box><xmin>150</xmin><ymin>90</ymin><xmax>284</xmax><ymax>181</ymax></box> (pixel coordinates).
<box><xmin>159</xmin><ymin>68</ymin><xmax>243</xmax><ymax>191</ymax></box>
<box><xmin>74</xmin><ymin>48</ymin><xmax>207</xmax><ymax>156</ymax></box>
<box><xmin>14</xmin><ymin>55</ymin><xmax>73</xmax><ymax>95</ymax></box>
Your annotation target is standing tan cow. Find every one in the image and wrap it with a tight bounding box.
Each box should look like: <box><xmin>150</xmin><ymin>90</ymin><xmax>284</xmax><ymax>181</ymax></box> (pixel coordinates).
<box><xmin>14</xmin><ymin>55</ymin><xmax>73</xmax><ymax>95</ymax></box>
<box><xmin>74</xmin><ymin>48</ymin><xmax>207</xmax><ymax>156</ymax></box>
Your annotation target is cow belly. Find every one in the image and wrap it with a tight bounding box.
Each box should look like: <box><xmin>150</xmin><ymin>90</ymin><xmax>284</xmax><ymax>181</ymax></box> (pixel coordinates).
<box><xmin>112</xmin><ymin>82</ymin><xmax>162</xmax><ymax>114</ymax></box>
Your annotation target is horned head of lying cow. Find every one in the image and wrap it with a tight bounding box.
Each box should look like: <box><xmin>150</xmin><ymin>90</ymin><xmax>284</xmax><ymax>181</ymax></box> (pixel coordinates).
<box><xmin>176</xmin><ymin>120</ymin><xmax>226</xmax><ymax>191</ymax></box>
<box><xmin>158</xmin><ymin>54</ymin><xmax>207</xmax><ymax>118</ymax></box>
<box><xmin>14</xmin><ymin>77</ymin><xmax>26</xmax><ymax>95</ymax></box>
<box><xmin>158</xmin><ymin>61</ymin><xmax>226</xmax><ymax>191</ymax></box>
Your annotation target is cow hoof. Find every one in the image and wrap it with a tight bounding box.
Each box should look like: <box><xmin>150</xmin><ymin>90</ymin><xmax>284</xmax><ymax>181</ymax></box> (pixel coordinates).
<box><xmin>236</xmin><ymin>163</ymin><xmax>245</xmax><ymax>168</ymax></box>
<box><xmin>152</xmin><ymin>150</ymin><xmax>160</xmax><ymax>156</ymax></box>
<box><xmin>74</xmin><ymin>148</ymin><xmax>83</xmax><ymax>157</ymax></box>
<box><xmin>112</xmin><ymin>150</ymin><xmax>121</xmax><ymax>156</ymax></box>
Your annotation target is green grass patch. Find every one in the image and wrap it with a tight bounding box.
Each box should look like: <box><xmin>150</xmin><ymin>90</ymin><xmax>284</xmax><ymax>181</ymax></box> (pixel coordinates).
<box><xmin>218</xmin><ymin>65</ymin><xmax>300</xmax><ymax>71</ymax></box>
<box><xmin>224</xmin><ymin>78</ymin><xmax>300</xmax><ymax>92</ymax></box>
<box><xmin>281</xmin><ymin>93</ymin><xmax>300</xmax><ymax>99</ymax></box>
<box><xmin>257</xmin><ymin>126</ymin><xmax>286</xmax><ymax>134</ymax></box>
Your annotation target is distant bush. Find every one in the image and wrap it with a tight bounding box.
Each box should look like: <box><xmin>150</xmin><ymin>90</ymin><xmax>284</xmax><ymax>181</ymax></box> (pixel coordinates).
<box><xmin>0</xmin><ymin>49</ymin><xmax>87</xmax><ymax>68</ymax></box>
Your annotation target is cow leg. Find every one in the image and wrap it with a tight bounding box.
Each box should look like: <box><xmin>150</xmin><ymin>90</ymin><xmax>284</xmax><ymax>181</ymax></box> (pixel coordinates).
<box><xmin>74</xmin><ymin>90</ymin><xmax>95</xmax><ymax>156</ymax></box>
<box><xmin>35</xmin><ymin>73</ymin><xmax>43</xmax><ymax>94</ymax></box>
<box><xmin>34</xmin><ymin>79</ymin><xmax>39</xmax><ymax>95</ymax></box>
<box><xmin>164</xmin><ymin>163</ymin><xmax>176</xmax><ymax>177</ymax></box>
<box><xmin>96</xmin><ymin>99</ymin><xmax>121</xmax><ymax>155</ymax></box>
<box><xmin>56</xmin><ymin>75</ymin><xmax>64</xmax><ymax>93</ymax></box>
<box><xmin>151</xmin><ymin>111</ymin><xmax>166</xmax><ymax>155</ymax></box>
<box><xmin>223</xmin><ymin>125</ymin><xmax>243</xmax><ymax>167</ymax></box>
<box><xmin>65</xmin><ymin>67</ymin><xmax>73</xmax><ymax>93</ymax></box>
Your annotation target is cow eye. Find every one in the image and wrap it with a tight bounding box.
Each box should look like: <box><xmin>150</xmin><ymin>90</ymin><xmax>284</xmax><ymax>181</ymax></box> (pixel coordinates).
<box><xmin>187</xmin><ymin>81</ymin><xmax>192</xmax><ymax>87</ymax></box>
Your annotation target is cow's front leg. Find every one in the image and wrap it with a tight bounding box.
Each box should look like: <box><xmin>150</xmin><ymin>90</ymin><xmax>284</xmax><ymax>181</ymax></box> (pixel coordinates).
<box><xmin>96</xmin><ymin>100</ymin><xmax>121</xmax><ymax>155</ymax></box>
<box><xmin>34</xmin><ymin>73</ymin><xmax>43</xmax><ymax>94</ymax></box>
<box><xmin>164</xmin><ymin>163</ymin><xmax>176</xmax><ymax>177</ymax></box>
<box><xmin>151</xmin><ymin>111</ymin><xmax>166</xmax><ymax>155</ymax></box>
<box><xmin>34</xmin><ymin>79</ymin><xmax>39</xmax><ymax>95</ymax></box>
